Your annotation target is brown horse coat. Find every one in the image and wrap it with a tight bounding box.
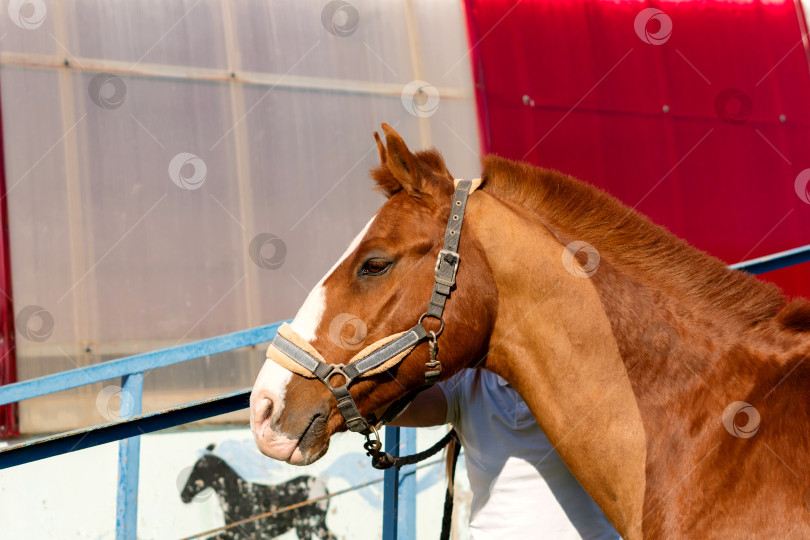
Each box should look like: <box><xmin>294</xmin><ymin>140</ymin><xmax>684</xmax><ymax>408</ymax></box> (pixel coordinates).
<box><xmin>251</xmin><ymin>125</ymin><xmax>810</xmax><ymax>539</ymax></box>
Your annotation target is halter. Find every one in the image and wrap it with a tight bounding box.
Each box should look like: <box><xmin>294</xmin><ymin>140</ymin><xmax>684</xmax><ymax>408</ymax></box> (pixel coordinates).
<box><xmin>266</xmin><ymin>178</ymin><xmax>480</xmax><ymax>455</ymax></box>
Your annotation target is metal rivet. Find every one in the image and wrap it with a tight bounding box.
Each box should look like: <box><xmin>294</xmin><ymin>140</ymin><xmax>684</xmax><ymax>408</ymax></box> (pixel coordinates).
<box><xmin>450</xmin><ymin>231</ymin><xmax>456</xmax><ymax>235</ymax></box>
<box><xmin>662</xmin><ymin>105</ymin><xmax>670</xmax><ymax>113</ymax></box>
<box><xmin>452</xmin><ymin>215</ymin><xmax>459</xmax><ymax>220</ymax></box>
<box><xmin>779</xmin><ymin>114</ymin><xmax>787</xmax><ymax>123</ymax></box>
<box><xmin>455</xmin><ymin>201</ymin><xmax>461</xmax><ymax>206</ymax></box>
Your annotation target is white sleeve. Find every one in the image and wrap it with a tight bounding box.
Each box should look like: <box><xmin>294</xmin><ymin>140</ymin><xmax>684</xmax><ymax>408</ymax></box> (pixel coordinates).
<box><xmin>437</xmin><ymin>371</ymin><xmax>466</xmax><ymax>426</ymax></box>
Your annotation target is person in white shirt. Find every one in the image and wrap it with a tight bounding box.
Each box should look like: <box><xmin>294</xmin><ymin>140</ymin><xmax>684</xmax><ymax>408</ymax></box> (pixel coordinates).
<box><xmin>391</xmin><ymin>369</ymin><xmax>620</xmax><ymax>540</ymax></box>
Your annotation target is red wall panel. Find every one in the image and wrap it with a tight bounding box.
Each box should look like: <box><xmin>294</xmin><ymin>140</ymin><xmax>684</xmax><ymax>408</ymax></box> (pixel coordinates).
<box><xmin>464</xmin><ymin>0</ymin><xmax>810</xmax><ymax>299</ymax></box>
<box><xmin>0</xmin><ymin>78</ymin><xmax>18</xmax><ymax>437</ymax></box>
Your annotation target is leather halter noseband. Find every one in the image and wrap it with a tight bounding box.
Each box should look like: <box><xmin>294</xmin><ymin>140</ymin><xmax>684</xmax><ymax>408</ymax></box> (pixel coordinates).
<box><xmin>265</xmin><ymin>178</ymin><xmax>480</xmax><ymax>440</ymax></box>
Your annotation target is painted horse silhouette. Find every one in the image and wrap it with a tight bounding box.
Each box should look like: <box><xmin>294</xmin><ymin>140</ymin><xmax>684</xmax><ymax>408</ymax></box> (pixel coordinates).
<box><xmin>180</xmin><ymin>444</ymin><xmax>334</xmax><ymax>539</ymax></box>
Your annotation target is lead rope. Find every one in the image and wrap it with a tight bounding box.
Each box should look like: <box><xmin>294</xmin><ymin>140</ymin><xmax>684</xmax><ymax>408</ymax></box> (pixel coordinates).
<box><xmin>364</xmin><ymin>427</ymin><xmax>457</xmax><ymax>469</ymax></box>
<box><xmin>364</xmin><ymin>428</ymin><xmax>460</xmax><ymax>539</ymax></box>
<box><xmin>441</xmin><ymin>434</ymin><xmax>462</xmax><ymax>540</ymax></box>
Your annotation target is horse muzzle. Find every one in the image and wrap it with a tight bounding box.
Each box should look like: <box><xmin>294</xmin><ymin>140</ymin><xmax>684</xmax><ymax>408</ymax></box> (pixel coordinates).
<box><xmin>249</xmin><ymin>363</ymin><xmax>331</xmax><ymax>464</ymax></box>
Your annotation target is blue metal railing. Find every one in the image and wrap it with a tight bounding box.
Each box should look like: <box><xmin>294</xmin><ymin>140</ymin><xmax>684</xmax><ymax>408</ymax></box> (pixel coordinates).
<box><xmin>0</xmin><ymin>322</ymin><xmax>286</xmax><ymax>406</ymax></box>
<box><xmin>0</xmin><ymin>321</ymin><xmax>286</xmax><ymax>540</ymax></box>
<box><xmin>727</xmin><ymin>243</ymin><xmax>810</xmax><ymax>274</ymax></box>
<box><xmin>0</xmin><ymin>243</ymin><xmax>807</xmax><ymax>539</ymax></box>
<box><xmin>0</xmin><ymin>389</ymin><xmax>251</xmax><ymax>468</ymax></box>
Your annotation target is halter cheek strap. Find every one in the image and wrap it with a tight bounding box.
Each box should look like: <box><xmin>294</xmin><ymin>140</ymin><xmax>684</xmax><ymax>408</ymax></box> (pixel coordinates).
<box><xmin>265</xmin><ymin>178</ymin><xmax>480</xmax><ymax>435</ymax></box>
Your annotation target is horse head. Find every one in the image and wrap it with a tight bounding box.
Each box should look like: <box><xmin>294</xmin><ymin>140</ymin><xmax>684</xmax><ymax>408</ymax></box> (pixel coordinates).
<box><xmin>180</xmin><ymin>443</ymin><xmax>219</xmax><ymax>503</ymax></box>
<box><xmin>250</xmin><ymin>124</ymin><xmax>497</xmax><ymax>465</ymax></box>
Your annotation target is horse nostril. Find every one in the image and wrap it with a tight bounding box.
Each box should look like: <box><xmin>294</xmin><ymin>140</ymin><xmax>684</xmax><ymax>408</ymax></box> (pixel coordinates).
<box><xmin>265</xmin><ymin>398</ymin><xmax>275</xmax><ymax>421</ymax></box>
<box><xmin>251</xmin><ymin>390</ymin><xmax>277</xmax><ymax>427</ymax></box>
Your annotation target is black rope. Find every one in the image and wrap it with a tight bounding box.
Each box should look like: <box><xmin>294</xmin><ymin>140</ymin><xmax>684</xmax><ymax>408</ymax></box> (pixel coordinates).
<box><xmin>441</xmin><ymin>436</ymin><xmax>462</xmax><ymax>540</ymax></box>
<box><xmin>368</xmin><ymin>428</ymin><xmax>458</xmax><ymax>470</ymax></box>
<box><xmin>366</xmin><ymin>429</ymin><xmax>461</xmax><ymax>540</ymax></box>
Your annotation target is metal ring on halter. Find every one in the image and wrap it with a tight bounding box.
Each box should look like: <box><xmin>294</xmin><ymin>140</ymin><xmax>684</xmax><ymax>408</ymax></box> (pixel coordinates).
<box><xmin>418</xmin><ymin>313</ymin><xmax>444</xmax><ymax>337</ymax></box>
<box><xmin>363</xmin><ymin>424</ymin><xmax>382</xmax><ymax>453</ymax></box>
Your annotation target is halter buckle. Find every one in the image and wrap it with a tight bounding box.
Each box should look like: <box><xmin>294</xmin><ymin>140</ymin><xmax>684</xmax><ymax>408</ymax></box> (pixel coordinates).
<box><xmin>434</xmin><ymin>249</ymin><xmax>460</xmax><ymax>287</ymax></box>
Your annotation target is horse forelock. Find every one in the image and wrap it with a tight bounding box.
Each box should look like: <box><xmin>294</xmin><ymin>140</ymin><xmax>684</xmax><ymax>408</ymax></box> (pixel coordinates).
<box><xmin>370</xmin><ymin>147</ymin><xmax>452</xmax><ymax>198</ymax></box>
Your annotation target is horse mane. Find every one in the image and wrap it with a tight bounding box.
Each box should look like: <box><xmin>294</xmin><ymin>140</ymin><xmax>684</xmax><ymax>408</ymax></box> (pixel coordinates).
<box><xmin>479</xmin><ymin>154</ymin><xmax>808</xmax><ymax>331</ymax></box>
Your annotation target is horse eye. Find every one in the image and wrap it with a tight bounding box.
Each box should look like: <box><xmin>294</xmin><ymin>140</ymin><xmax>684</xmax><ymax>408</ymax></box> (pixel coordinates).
<box><xmin>360</xmin><ymin>259</ymin><xmax>392</xmax><ymax>276</ymax></box>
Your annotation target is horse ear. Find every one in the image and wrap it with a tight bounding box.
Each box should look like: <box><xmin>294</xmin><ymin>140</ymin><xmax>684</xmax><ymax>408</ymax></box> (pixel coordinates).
<box><xmin>381</xmin><ymin>123</ymin><xmax>424</xmax><ymax>196</ymax></box>
<box><xmin>371</xmin><ymin>131</ymin><xmax>400</xmax><ymax>198</ymax></box>
<box><xmin>371</xmin><ymin>124</ymin><xmax>451</xmax><ymax>199</ymax></box>
<box><xmin>206</xmin><ymin>443</ymin><xmax>215</xmax><ymax>452</ymax></box>
<box><xmin>374</xmin><ymin>131</ymin><xmax>387</xmax><ymax>164</ymax></box>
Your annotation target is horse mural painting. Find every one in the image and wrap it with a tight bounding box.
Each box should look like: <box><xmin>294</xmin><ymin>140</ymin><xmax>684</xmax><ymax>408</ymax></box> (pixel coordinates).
<box><xmin>180</xmin><ymin>444</ymin><xmax>334</xmax><ymax>539</ymax></box>
<box><xmin>250</xmin><ymin>124</ymin><xmax>810</xmax><ymax>538</ymax></box>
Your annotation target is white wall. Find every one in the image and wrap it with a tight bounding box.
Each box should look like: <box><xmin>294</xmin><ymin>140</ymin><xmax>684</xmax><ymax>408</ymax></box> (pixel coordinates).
<box><xmin>0</xmin><ymin>425</ymin><xmax>472</xmax><ymax>539</ymax></box>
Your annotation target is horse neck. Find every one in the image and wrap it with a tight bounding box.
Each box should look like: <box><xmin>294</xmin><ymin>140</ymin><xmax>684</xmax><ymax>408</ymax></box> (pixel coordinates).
<box><xmin>590</xmin><ymin>238</ymin><xmax>810</xmax><ymax>535</ymax></box>
<box><xmin>466</xmin><ymin>192</ymin><xmax>647</xmax><ymax>538</ymax></box>
<box><xmin>466</xmin><ymin>190</ymin><xmax>810</xmax><ymax>538</ymax></box>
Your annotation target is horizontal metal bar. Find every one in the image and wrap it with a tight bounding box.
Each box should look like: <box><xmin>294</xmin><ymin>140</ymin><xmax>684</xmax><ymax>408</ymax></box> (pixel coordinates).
<box><xmin>0</xmin><ymin>388</ymin><xmax>251</xmax><ymax>469</ymax></box>
<box><xmin>729</xmin><ymin>243</ymin><xmax>810</xmax><ymax>275</ymax></box>
<box><xmin>0</xmin><ymin>321</ymin><xmax>286</xmax><ymax>406</ymax></box>
<box><xmin>0</xmin><ymin>52</ymin><xmax>472</xmax><ymax>101</ymax></box>
<box><xmin>15</xmin><ymin>339</ymin><xmax>231</xmax><ymax>359</ymax></box>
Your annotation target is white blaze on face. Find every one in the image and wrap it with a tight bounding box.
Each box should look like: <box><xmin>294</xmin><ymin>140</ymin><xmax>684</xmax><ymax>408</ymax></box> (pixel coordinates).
<box><xmin>251</xmin><ymin>360</ymin><xmax>293</xmax><ymax>426</ymax></box>
<box><xmin>252</xmin><ymin>214</ymin><xmax>378</xmax><ymax>417</ymax></box>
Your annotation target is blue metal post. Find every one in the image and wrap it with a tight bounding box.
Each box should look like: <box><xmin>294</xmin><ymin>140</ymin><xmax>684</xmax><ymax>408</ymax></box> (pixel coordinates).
<box><xmin>398</xmin><ymin>427</ymin><xmax>417</xmax><ymax>540</ymax></box>
<box><xmin>729</xmin><ymin>243</ymin><xmax>810</xmax><ymax>274</ymax></box>
<box><xmin>115</xmin><ymin>372</ymin><xmax>143</xmax><ymax>540</ymax></box>
<box><xmin>382</xmin><ymin>426</ymin><xmax>400</xmax><ymax>540</ymax></box>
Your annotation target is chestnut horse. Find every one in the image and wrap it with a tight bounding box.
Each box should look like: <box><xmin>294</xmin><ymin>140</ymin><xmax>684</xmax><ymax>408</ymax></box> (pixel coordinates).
<box><xmin>251</xmin><ymin>124</ymin><xmax>810</xmax><ymax>538</ymax></box>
